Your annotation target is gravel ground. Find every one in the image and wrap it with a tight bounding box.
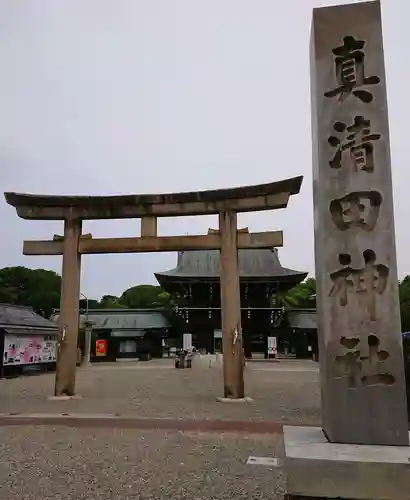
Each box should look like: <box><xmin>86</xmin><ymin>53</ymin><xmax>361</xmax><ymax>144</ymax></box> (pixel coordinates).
<box><xmin>0</xmin><ymin>360</ymin><xmax>319</xmax><ymax>499</ymax></box>
<box><xmin>0</xmin><ymin>359</ymin><xmax>321</xmax><ymax>425</ymax></box>
<box><xmin>0</xmin><ymin>426</ymin><xmax>285</xmax><ymax>500</ymax></box>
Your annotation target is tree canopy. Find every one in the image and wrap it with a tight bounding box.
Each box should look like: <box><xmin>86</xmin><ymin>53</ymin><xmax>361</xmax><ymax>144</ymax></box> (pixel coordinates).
<box><xmin>99</xmin><ymin>295</ymin><xmax>127</xmax><ymax>309</ymax></box>
<box><xmin>0</xmin><ymin>266</ymin><xmax>61</xmax><ymax>318</ymax></box>
<box><xmin>120</xmin><ymin>285</ymin><xmax>171</xmax><ymax>309</ymax></box>
<box><xmin>0</xmin><ymin>267</ymin><xmax>173</xmax><ymax>317</ymax></box>
<box><xmin>278</xmin><ymin>277</ymin><xmax>316</xmax><ymax>309</ymax></box>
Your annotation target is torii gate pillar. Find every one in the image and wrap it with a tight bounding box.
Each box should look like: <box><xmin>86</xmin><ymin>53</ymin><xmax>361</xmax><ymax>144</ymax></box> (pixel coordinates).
<box><xmin>54</xmin><ymin>218</ymin><xmax>82</xmax><ymax>397</ymax></box>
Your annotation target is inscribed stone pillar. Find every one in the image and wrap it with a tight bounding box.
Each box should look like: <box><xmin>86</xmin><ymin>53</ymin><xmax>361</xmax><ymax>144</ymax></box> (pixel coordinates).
<box><xmin>311</xmin><ymin>0</ymin><xmax>409</xmax><ymax>446</ymax></box>
<box><xmin>219</xmin><ymin>211</ymin><xmax>245</xmax><ymax>398</ymax></box>
<box><xmin>55</xmin><ymin>218</ymin><xmax>82</xmax><ymax>396</ymax></box>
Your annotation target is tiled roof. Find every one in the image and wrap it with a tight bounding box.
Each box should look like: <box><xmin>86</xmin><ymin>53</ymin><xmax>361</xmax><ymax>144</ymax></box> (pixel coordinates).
<box><xmin>50</xmin><ymin>309</ymin><xmax>170</xmax><ymax>331</ymax></box>
<box><xmin>287</xmin><ymin>310</ymin><xmax>317</xmax><ymax>330</ymax></box>
<box><xmin>155</xmin><ymin>247</ymin><xmax>306</xmax><ymax>282</ymax></box>
<box><xmin>0</xmin><ymin>304</ymin><xmax>58</xmax><ymax>329</ymax></box>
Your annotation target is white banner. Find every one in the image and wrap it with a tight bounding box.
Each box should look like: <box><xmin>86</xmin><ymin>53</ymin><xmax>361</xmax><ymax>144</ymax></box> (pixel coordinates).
<box><xmin>3</xmin><ymin>335</ymin><xmax>57</xmax><ymax>366</ymax></box>
<box><xmin>267</xmin><ymin>336</ymin><xmax>277</xmax><ymax>355</ymax></box>
<box><xmin>183</xmin><ymin>333</ymin><xmax>192</xmax><ymax>351</ymax></box>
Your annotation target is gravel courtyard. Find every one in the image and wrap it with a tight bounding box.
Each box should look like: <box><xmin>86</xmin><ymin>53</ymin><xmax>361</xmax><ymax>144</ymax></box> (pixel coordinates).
<box><xmin>0</xmin><ymin>358</ymin><xmax>321</xmax><ymax>424</ymax></box>
<box><xmin>0</xmin><ymin>359</ymin><xmax>320</xmax><ymax>499</ymax></box>
<box><xmin>0</xmin><ymin>427</ymin><xmax>286</xmax><ymax>500</ymax></box>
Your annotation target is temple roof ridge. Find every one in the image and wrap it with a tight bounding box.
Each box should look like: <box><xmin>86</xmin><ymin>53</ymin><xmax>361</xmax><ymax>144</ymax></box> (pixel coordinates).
<box><xmin>155</xmin><ymin>229</ymin><xmax>307</xmax><ymax>283</ymax></box>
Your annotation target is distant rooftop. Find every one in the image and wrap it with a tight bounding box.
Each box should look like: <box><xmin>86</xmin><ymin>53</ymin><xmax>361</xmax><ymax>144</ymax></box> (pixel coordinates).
<box><xmin>155</xmin><ymin>228</ymin><xmax>307</xmax><ymax>284</ymax></box>
<box><xmin>0</xmin><ymin>304</ymin><xmax>59</xmax><ymax>331</ymax></box>
<box><xmin>287</xmin><ymin>309</ymin><xmax>317</xmax><ymax>330</ymax></box>
<box><xmin>50</xmin><ymin>308</ymin><xmax>170</xmax><ymax>331</ymax></box>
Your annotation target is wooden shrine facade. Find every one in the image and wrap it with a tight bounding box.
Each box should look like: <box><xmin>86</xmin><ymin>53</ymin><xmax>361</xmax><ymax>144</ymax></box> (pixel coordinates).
<box><xmin>155</xmin><ymin>229</ymin><xmax>307</xmax><ymax>357</ymax></box>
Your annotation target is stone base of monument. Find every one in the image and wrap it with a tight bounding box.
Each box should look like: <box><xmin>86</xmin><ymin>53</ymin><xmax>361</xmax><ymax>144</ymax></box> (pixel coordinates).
<box><xmin>216</xmin><ymin>396</ymin><xmax>253</xmax><ymax>403</ymax></box>
<box><xmin>283</xmin><ymin>426</ymin><xmax>410</xmax><ymax>500</ymax></box>
<box><xmin>47</xmin><ymin>395</ymin><xmax>83</xmax><ymax>401</ymax></box>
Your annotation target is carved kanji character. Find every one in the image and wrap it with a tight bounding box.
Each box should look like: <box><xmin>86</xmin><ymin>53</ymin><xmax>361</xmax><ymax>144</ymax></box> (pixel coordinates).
<box><xmin>324</xmin><ymin>36</ymin><xmax>380</xmax><ymax>103</ymax></box>
<box><xmin>329</xmin><ymin>191</ymin><xmax>382</xmax><ymax>231</ymax></box>
<box><xmin>329</xmin><ymin>250</ymin><xmax>389</xmax><ymax>321</ymax></box>
<box><xmin>328</xmin><ymin>116</ymin><xmax>381</xmax><ymax>172</ymax></box>
<box><xmin>335</xmin><ymin>335</ymin><xmax>395</xmax><ymax>388</ymax></box>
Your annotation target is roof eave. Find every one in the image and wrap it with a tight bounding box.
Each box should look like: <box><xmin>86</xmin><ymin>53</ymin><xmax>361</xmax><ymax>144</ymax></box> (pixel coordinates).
<box><xmin>155</xmin><ymin>272</ymin><xmax>308</xmax><ymax>283</ymax></box>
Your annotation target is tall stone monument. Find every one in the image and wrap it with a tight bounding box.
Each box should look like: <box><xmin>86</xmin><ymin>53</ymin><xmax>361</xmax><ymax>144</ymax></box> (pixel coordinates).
<box><xmin>284</xmin><ymin>2</ymin><xmax>410</xmax><ymax>499</ymax></box>
<box><xmin>312</xmin><ymin>0</ymin><xmax>408</xmax><ymax>447</ymax></box>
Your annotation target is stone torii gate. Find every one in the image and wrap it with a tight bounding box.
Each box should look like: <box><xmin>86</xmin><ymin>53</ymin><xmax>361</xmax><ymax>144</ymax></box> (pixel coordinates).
<box><xmin>4</xmin><ymin>176</ymin><xmax>302</xmax><ymax>398</ymax></box>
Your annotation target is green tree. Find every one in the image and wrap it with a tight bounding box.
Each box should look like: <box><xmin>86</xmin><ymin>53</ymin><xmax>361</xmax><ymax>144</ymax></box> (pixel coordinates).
<box><xmin>120</xmin><ymin>284</ymin><xmax>171</xmax><ymax>309</ymax></box>
<box><xmin>0</xmin><ymin>266</ymin><xmax>61</xmax><ymax>318</ymax></box>
<box><xmin>277</xmin><ymin>277</ymin><xmax>316</xmax><ymax>309</ymax></box>
<box><xmin>100</xmin><ymin>294</ymin><xmax>126</xmax><ymax>309</ymax></box>
<box><xmin>79</xmin><ymin>298</ymin><xmax>101</xmax><ymax>310</ymax></box>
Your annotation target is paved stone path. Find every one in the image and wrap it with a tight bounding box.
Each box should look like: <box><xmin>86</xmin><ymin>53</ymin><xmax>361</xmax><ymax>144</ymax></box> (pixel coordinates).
<box><xmin>0</xmin><ymin>359</ymin><xmax>320</xmax><ymax>499</ymax></box>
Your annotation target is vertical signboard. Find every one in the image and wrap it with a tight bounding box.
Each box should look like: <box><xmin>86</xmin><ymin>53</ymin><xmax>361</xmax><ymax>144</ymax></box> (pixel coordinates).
<box><xmin>183</xmin><ymin>333</ymin><xmax>192</xmax><ymax>351</ymax></box>
<box><xmin>267</xmin><ymin>336</ymin><xmax>277</xmax><ymax>357</ymax></box>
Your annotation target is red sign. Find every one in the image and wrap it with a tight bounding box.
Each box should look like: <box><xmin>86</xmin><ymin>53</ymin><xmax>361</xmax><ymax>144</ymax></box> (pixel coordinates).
<box><xmin>95</xmin><ymin>339</ymin><xmax>107</xmax><ymax>357</ymax></box>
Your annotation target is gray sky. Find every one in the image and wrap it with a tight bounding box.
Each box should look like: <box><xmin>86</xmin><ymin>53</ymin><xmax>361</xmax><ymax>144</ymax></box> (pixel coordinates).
<box><xmin>1</xmin><ymin>0</ymin><xmax>409</xmax><ymax>300</ymax></box>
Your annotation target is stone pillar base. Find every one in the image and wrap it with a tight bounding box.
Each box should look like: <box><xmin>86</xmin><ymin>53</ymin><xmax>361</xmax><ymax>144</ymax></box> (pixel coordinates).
<box><xmin>284</xmin><ymin>426</ymin><xmax>410</xmax><ymax>500</ymax></box>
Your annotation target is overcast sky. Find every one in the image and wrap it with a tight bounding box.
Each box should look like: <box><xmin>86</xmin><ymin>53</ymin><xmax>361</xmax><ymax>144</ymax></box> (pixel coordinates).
<box><xmin>1</xmin><ymin>0</ymin><xmax>409</xmax><ymax>300</ymax></box>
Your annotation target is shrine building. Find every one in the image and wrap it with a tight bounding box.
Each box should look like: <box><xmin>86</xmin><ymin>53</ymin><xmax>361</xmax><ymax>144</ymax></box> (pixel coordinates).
<box><xmin>155</xmin><ymin>228</ymin><xmax>307</xmax><ymax>357</ymax></box>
